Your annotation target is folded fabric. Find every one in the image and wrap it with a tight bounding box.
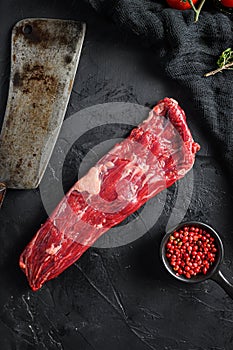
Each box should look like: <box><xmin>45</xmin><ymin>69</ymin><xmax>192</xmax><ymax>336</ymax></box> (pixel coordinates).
<box><xmin>84</xmin><ymin>0</ymin><xmax>233</xmax><ymax>178</ymax></box>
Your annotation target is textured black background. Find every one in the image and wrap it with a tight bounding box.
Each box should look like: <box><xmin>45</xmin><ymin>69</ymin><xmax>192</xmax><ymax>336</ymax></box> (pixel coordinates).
<box><xmin>0</xmin><ymin>1</ymin><xmax>233</xmax><ymax>349</ymax></box>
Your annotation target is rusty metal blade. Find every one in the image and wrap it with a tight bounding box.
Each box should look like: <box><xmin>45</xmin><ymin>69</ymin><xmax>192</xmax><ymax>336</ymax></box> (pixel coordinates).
<box><xmin>0</xmin><ymin>18</ymin><xmax>86</xmax><ymax>189</ymax></box>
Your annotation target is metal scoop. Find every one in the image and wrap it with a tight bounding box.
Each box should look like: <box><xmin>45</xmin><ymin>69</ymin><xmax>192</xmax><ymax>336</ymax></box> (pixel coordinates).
<box><xmin>160</xmin><ymin>221</ymin><xmax>233</xmax><ymax>299</ymax></box>
<box><xmin>0</xmin><ymin>18</ymin><xmax>86</xmax><ymax>206</ymax></box>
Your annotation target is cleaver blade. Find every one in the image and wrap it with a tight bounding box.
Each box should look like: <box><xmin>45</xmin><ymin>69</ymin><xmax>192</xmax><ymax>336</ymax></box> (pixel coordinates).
<box><xmin>0</xmin><ymin>18</ymin><xmax>86</xmax><ymax>190</ymax></box>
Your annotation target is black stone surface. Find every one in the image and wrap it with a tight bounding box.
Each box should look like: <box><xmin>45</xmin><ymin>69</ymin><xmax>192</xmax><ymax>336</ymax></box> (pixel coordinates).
<box><xmin>0</xmin><ymin>1</ymin><xmax>233</xmax><ymax>349</ymax></box>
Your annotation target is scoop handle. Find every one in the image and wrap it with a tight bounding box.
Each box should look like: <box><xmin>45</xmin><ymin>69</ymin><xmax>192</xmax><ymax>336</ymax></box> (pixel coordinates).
<box><xmin>0</xmin><ymin>182</ymin><xmax>6</xmax><ymax>208</ymax></box>
<box><xmin>211</xmin><ymin>269</ymin><xmax>233</xmax><ymax>299</ymax></box>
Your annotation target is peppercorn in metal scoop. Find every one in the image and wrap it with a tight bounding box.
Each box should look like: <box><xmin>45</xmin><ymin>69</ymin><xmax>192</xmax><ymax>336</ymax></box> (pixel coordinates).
<box><xmin>160</xmin><ymin>221</ymin><xmax>233</xmax><ymax>299</ymax></box>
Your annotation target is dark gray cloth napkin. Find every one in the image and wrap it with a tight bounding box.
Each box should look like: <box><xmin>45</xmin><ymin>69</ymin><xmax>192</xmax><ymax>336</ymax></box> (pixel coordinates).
<box><xmin>84</xmin><ymin>0</ymin><xmax>233</xmax><ymax>178</ymax></box>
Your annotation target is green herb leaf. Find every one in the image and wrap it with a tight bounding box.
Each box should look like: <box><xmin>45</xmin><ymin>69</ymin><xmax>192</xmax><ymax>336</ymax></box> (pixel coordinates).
<box><xmin>217</xmin><ymin>48</ymin><xmax>233</xmax><ymax>69</ymax></box>
<box><xmin>204</xmin><ymin>48</ymin><xmax>233</xmax><ymax>77</ymax></box>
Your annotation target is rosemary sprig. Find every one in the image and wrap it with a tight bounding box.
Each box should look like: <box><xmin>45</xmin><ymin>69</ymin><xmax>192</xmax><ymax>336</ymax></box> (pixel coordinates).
<box><xmin>204</xmin><ymin>48</ymin><xmax>233</xmax><ymax>77</ymax></box>
<box><xmin>187</xmin><ymin>0</ymin><xmax>207</xmax><ymax>22</ymax></box>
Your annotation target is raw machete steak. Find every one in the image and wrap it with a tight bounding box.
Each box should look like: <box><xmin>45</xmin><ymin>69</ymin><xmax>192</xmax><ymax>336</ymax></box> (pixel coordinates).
<box><xmin>20</xmin><ymin>98</ymin><xmax>200</xmax><ymax>291</ymax></box>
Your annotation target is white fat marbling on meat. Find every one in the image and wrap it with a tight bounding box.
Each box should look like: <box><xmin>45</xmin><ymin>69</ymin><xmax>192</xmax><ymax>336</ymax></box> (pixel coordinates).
<box><xmin>122</xmin><ymin>151</ymin><xmax>150</xmax><ymax>180</ymax></box>
<box><xmin>75</xmin><ymin>167</ymin><xmax>101</xmax><ymax>195</ymax></box>
<box><xmin>95</xmin><ymin>223</ymin><xmax>103</xmax><ymax>228</ymax></box>
<box><xmin>46</xmin><ymin>243</ymin><xmax>62</xmax><ymax>255</ymax></box>
<box><xmin>99</xmin><ymin>161</ymin><xmax>115</xmax><ymax>173</ymax></box>
<box><xmin>106</xmin><ymin>161</ymin><xmax>115</xmax><ymax>168</ymax></box>
<box><xmin>57</xmin><ymin>202</ymin><xmax>67</xmax><ymax>216</ymax></box>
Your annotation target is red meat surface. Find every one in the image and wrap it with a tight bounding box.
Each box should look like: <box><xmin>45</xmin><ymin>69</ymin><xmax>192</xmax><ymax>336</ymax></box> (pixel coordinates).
<box><xmin>19</xmin><ymin>97</ymin><xmax>200</xmax><ymax>291</ymax></box>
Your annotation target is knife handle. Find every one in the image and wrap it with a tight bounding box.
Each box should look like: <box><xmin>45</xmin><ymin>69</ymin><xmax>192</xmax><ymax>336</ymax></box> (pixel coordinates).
<box><xmin>0</xmin><ymin>182</ymin><xmax>6</xmax><ymax>208</ymax></box>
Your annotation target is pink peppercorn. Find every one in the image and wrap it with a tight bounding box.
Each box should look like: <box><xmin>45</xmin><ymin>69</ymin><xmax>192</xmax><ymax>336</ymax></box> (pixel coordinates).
<box><xmin>165</xmin><ymin>225</ymin><xmax>218</xmax><ymax>279</ymax></box>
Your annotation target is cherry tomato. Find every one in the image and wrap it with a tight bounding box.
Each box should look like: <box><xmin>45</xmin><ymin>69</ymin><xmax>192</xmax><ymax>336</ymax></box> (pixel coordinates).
<box><xmin>166</xmin><ymin>0</ymin><xmax>199</xmax><ymax>10</ymax></box>
<box><xmin>220</xmin><ymin>0</ymin><xmax>233</xmax><ymax>7</ymax></box>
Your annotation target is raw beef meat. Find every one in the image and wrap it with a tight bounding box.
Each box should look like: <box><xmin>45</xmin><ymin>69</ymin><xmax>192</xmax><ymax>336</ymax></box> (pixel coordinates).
<box><xmin>19</xmin><ymin>97</ymin><xmax>200</xmax><ymax>291</ymax></box>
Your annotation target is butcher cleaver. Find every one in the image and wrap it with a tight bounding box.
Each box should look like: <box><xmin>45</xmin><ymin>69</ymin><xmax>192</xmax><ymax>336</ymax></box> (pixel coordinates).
<box><xmin>0</xmin><ymin>18</ymin><xmax>86</xmax><ymax>207</ymax></box>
